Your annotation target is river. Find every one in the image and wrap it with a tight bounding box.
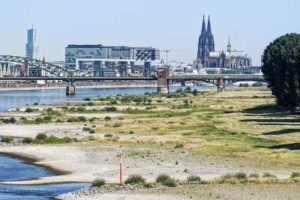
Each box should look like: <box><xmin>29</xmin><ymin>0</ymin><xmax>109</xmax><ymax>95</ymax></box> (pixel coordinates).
<box><xmin>0</xmin><ymin>86</ymin><xmax>215</xmax><ymax>199</ymax></box>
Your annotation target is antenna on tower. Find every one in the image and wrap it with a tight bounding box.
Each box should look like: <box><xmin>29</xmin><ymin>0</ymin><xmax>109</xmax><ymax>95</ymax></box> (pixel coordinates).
<box><xmin>161</xmin><ymin>49</ymin><xmax>171</xmax><ymax>64</ymax></box>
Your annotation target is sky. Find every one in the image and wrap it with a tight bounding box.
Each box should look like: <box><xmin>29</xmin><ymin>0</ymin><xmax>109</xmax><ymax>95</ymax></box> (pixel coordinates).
<box><xmin>0</xmin><ymin>0</ymin><xmax>299</xmax><ymax>66</ymax></box>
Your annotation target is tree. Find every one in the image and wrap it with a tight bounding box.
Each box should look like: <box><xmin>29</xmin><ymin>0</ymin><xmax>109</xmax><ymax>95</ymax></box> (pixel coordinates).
<box><xmin>262</xmin><ymin>33</ymin><xmax>300</xmax><ymax>111</ymax></box>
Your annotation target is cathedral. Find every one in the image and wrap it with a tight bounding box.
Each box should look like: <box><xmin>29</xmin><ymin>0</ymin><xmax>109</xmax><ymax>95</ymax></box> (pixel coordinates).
<box><xmin>196</xmin><ymin>16</ymin><xmax>252</xmax><ymax>70</ymax></box>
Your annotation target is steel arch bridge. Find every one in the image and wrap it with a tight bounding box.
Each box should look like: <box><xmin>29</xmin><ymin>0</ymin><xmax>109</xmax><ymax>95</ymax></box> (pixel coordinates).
<box><xmin>0</xmin><ymin>55</ymin><xmax>77</xmax><ymax>77</ymax></box>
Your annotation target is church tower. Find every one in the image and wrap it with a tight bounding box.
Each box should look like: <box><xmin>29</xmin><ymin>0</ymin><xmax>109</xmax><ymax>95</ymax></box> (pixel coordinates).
<box><xmin>206</xmin><ymin>16</ymin><xmax>215</xmax><ymax>52</ymax></box>
<box><xmin>197</xmin><ymin>15</ymin><xmax>209</xmax><ymax>67</ymax></box>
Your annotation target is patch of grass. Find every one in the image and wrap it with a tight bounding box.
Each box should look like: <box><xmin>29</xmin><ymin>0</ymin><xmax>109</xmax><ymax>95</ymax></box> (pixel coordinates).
<box><xmin>262</xmin><ymin>173</ymin><xmax>277</xmax><ymax>178</ymax></box>
<box><xmin>125</xmin><ymin>174</ymin><xmax>145</xmax><ymax>185</ymax></box>
<box><xmin>174</xmin><ymin>144</ymin><xmax>184</xmax><ymax>148</ymax></box>
<box><xmin>187</xmin><ymin>175</ymin><xmax>201</xmax><ymax>182</ymax></box>
<box><xmin>156</xmin><ymin>174</ymin><xmax>177</xmax><ymax>187</ymax></box>
<box><xmin>290</xmin><ymin>172</ymin><xmax>300</xmax><ymax>178</ymax></box>
<box><xmin>249</xmin><ymin>173</ymin><xmax>260</xmax><ymax>178</ymax></box>
<box><xmin>92</xmin><ymin>178</ymin><xmax>106</xmax><ymax>187</ymax></box>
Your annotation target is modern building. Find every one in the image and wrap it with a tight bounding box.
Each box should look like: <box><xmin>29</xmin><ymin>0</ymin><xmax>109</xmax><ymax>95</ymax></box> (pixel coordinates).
<box><xmin>26</xmin><ymin>27</ymin><xmax>39</xmax><ymax>59</ymax></box>
<box><xmin>65</xmin><ymin>45</ymin><xmax>160</xmax><ymax>74</ymax></box>
<box><xmin>195</xmin><ymin>16</ymin><xmax>252</xmax><ymax>70</ymax></box>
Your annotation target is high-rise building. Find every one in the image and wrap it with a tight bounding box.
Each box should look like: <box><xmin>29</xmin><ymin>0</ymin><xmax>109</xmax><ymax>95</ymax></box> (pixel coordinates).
<box><xmin>26</xmin><ymin>27</ymin><xmax>39</xmax><ymax>59</ymax></box>
<box><xmin>196</xmin><ymin>16</ymin><xmax>251</xmax><ymax>69</ymax></box>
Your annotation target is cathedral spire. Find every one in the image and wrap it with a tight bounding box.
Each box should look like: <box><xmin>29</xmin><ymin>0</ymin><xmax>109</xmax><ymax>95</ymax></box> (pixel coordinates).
<box><xmin>201</xmin><ymin>15</ymin><xmax>206</xmax><ymax>36</ymax></box>
<box><xmin>227</xmin><ymin>34</ymin><xmax>231</xmax><ymax>52</ymax></box>
<box><xmin>207</xmin><ymin>15</ymin><xmax>212</xmax><ymax>36</ymax></box>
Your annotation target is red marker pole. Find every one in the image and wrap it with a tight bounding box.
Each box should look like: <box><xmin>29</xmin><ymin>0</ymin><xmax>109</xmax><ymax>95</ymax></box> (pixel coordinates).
<box><xmin>120</xmin><ymin>145</ymin><xmax>123</xmax><ymax>184</ymax></box>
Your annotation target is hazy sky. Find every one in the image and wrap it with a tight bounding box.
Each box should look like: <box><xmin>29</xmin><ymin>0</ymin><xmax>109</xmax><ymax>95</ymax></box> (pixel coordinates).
<box><xmin>0</xmin><ymin>0</ymin><xmax>299</xmax><ymax>65</ymax></box>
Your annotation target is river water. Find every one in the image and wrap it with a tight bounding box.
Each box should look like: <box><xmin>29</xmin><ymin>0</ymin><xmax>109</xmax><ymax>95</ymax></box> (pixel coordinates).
<box><xmin>0</xmin><ymin>86</ymin><xmax>215</xmax><ymax>199</ymax></box>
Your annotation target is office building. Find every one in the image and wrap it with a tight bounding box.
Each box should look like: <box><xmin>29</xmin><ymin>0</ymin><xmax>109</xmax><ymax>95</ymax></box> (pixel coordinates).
<box><xmin>26</xmin><ymin>27</ymin><xmax>39</xmax><ymax>59</ymax></box>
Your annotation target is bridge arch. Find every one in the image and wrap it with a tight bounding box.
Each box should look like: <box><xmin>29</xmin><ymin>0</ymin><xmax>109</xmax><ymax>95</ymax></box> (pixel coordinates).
<box><xmin>0</xmin><ymin>55</ymin><xmax>72</xmax><ymax>77</ymax></box>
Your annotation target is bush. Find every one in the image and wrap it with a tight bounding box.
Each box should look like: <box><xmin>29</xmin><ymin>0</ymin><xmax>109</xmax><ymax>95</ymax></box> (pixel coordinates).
<box><xmin>77</xmin><ymin>116</ymin><xmax>87</xmax><ymax>122</ymax></box>
<box><xmin>252</xmin><ymin>82</ymin><xmax>263</xmax><ymax>87</ymax></box>
<box><xmin>22</xmin><ymin>137</ymin><xmax>33</xmax><ymax>144</ymax></box>
<box><xmin>43</xmin><ymin>116</ymin><xmax>52</xmax><ymax>121</ymax></box>
<box><xmin>9</xmin><ymin>117</ymin><xmax>16</xmax><ymax>123</ymax></box>
<box><xmin>249</xmin><ymin>173</ymin><xmax>260</xmax><ymax>178</ymax></box>
<box><xmin>187</xmin><ymin>175</ymin><xmax>201</xmax><ymax>182</ymax></box>
<box><xmin>92</xmin><ymin>178</ymin><xmax>106</xmax><ymax>187</ymax></box>
<box><xmin>143</xmin><ymin>182</ymin><xmax>153</xmax><ymax>188</ymax></box>
<box><xmin>125</xmin><ymin>174</ymin><xmax>145</xmax><ymax>185</ymax></box>
<box><xmin>156</xmin><ymin>174</ymin><xmax>177</xmax><ymax>187</ymax></box>
<box><xmin>262</xmin><ymin>173</ymin><xmax>276</xmax><ymax>178</ymax></box>
<box><xmin>113</xmin><ymin>123</ymin><xmax>121</xmax><ymax>128</ymax></box>
<box><xmin>233</xmin><ymin>172</ymin><xmax>247</xmax><ymax>179</ymax></box>
<box><xmin>25</xmin><ymin>108</ymin><xmax>34</xmax><ymax>113</ymax></box>
<box><xmin>84</xmin><ymin>97</ymin><xmax>91</xmax><ymax>101</ymax></box>
<box><xmin>174</xmin><ymin>144</ymin><xmax>184</xmax><ymax>148</ymax></box>
<box><xmin>104</xmin><ymin>134</ymin><xmax>113</xmax><ymax>137</ymax></box>
<box><xmin>87</xmin><ymin>102</ymin><xmax>94</xmax><ymax>106</ymax></box>
<box><xmin>36</xmin><ymin>133</ymin><xmax>47</xmax><ymax>140</ymax></box>
<box><xmin>1</xmin><ymin>136</ymin><xmax>13</xmax><ymax>143</ymax></box>
<box><xmin>104</xmin><ymin>107</ymin><xmax>117</xmax><ymax>112</ymax></box>
<box><xmin>290</xmin><ymin>172</ymin><xmax>300</xmax><ymax>178</ymax></box>
<box><xmin>35</xmin><ymin>117</ymin><xmax>43</xmax><ymax>123</ymax></box>
<box><xmin>104</xmin><ymin>116</ymin><xmax>112</xmax><ymax>121</ymax></box>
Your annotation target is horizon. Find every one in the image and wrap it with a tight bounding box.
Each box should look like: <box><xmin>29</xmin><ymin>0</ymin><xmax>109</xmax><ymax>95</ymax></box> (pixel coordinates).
<box><xmin>0</xmin><ymin>0</ymin><xmax>299</xmax><ymax>65</ymax></box>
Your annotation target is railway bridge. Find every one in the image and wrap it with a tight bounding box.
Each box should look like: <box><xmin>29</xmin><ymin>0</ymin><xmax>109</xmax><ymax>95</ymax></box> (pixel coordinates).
<box><xmin>0</xmin><ymin>55</ymin><xmax>265</xmax><ymax>95</ymax></box>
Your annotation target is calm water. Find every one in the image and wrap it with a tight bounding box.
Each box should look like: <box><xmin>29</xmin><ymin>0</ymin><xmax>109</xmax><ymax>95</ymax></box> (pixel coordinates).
<box><xmin>0</xmin><ymin>154</ymin><xmax>90</xmax><ymax>199</ymax></box>
<box><xmin>0</xmin><ymin>86</ymin><xmax>215</xmax><ymax>111</ymax></box>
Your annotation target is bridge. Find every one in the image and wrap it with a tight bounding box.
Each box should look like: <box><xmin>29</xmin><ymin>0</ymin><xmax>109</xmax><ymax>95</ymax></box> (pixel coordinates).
<box><xmin>0</xmin><ymin>55</ymin><xmax>265</xmax><ymax>95</ymax></box>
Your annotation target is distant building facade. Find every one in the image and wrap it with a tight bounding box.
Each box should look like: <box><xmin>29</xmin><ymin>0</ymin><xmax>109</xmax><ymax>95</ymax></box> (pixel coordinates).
<box><xmin>65</xmin><ymin>44</ymin><xmax>160</xmax><ymax>70</ymax></box>
<box><xmin>196</xmin><ymin>16</ymin><xmax>251</xmax><ymax>69</ymax></box>
<box><xmin>26</xmin><ymin>27</ymin><xmax>39</xmax><ymax>59</ymax></box>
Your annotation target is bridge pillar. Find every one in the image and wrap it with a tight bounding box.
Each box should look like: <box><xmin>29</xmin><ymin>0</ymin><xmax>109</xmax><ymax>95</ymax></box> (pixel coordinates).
<box><xmin>217</xmin><ymin>77</ymin><xmax>225</xmax><ymax>92</ymax></box>
<box><xmin>66</xmin><ymin>83</ymin><xmax>76</xmax><ymax>95</ymax></box>
<box><xmin>157</xmin><ymin>68</ymin><xmax>169</xmax><ymax>93</ymax></box>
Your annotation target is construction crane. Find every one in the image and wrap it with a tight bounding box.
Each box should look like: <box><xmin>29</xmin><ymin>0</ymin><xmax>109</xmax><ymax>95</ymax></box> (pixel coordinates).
<box><xmin>160</xmin><ymin>49</ymin><xmax>171</xmax><ymax>64</ymax></box>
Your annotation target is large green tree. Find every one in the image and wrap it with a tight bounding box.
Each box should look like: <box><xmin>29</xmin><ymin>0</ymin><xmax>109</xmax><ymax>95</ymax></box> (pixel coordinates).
<box><xmin>262</xmin><ymin>33</ymin><xmax>300</xmax><ymax>111</ymax></box>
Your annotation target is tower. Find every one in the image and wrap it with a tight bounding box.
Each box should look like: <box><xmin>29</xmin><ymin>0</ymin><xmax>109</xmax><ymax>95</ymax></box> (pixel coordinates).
<box><xmin>197</xmin><ymin>15</ymin><xmax>209</xmax><ymax>67</ymax></box>
<box><xmin>206</xmin><ymin>15</ymin><xmax>215</xmax><ymax>52</ymax></box>
<box><xmin>26</xmin><ymin>26</ymin><xmax>39</xmax><ymax>59</ymax></box>
<box><xmin>227</xmin><ymin>35</ymin><xmax>231</xmax><ymax>52</ymax></box>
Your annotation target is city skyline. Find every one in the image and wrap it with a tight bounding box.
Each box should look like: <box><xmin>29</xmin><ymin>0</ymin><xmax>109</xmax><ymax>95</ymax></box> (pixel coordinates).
<box><xmin>0</xmin><ymin>0</ymin><xmax>299</xmax><ymax>65</ymax></box>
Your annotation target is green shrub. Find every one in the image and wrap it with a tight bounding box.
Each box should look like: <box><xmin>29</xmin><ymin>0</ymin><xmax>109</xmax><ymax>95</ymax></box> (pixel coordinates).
<box><xmin>25</xmin><ymin>108</ymin><xmax>34</xmax><ymax>113</ymax></box>
<box><xmin>35</xmin><ymin>117</ymin><xmax>43</xmax><ymax>123</ymax></box>
<box><xmin>252</xmin><ymin>82</ymin><xmax>263</xmax><ymax>87</ymax></box>
<box><xmin>249</xmin><ymin>173</ymin><xmax>260</xmax><ymax>178</ymax></box>
<box><xmin>125</xmin><ymin>174</ymin><xmax>145</xmax><ymax>185</ymax></box>
<box><xmin>104</xmin><ymin>116</ymin><xmax>112</xmax><ymax>121</ymax></box>
<box><xmin>43</xmin><ymin>116</ymin><xmax>52</xmax><ymax>121</ymax></box>
<box><xmin>143</xmin><ymin>182</ymin><xmax>153</xmax><ymax>188</ymax></box>
<box><xmin>1</xmin><ymin>136</ymin><xmax>13</xmax><ymax>143</ymax></box>
<box><xmin>22</xmin><ymin>137</ymin><xmax>33</xmax><ymax>144</ymax></box>
<box><xmin>156</xmin><ymin>174</ymin><xmax>177</xmax><ymax>187</ymax></box>
<box><xmin>9</xmin><ymin>117</ymin><xmax>16</xmax><ymax>123</ymax></box>
<box><xmin>84</xmin><ymin>97</ymin><xmax>91</xmax><ymax>101</ymax></box>
<box><xmin>187</xmin><ymin>175</ymin><xmax>201</xmax><ymax>182</ymax></box>
<box><xmin>113</xmin><ymin>123</ymin><xmax>121</xmax><ymax>128</ymax></box>
<box><xmin>104</xmin><ymin>107</ymin><xmax>117</xmax><ymax>112</ymax></box>
<box><xmin>87</xmin><ymin>102</ymin><xmax>94</xmax><ymax>106</ymax></box>
<box><xmin>290</xmin><ymin>172</ymin><xmax>300</xmax><ymax>178</ymax></box>
<box><xmin>36</xmin><ymin>133</ymin><xmax>47</xmax><ymax>140</ymax></box>
<box><xmin>174</xmin><ymin>144</ymin><xmax>184</xmax><ymax>148</ymax></box>
<box><xmin>92</xmin><ymin>178</ymin><xmax>106</xmax><ymax>187</ymax></box>
<box><xmin>77</xmin><ymin>107</ymin><xmax>86</xmax><ymax>112</ymax></box>
<box><xmin>89</xmin><ymin>129</ymin><xmax>95</xmax><ymax>134</ymax></box>
<box><xmin>77</xmin><ymin>116</ymin><xmax>87</xmax><ymax>122</ymax></box>
<box><xmin>129</xmin><ymin>131</ymin><xmax>134</xmax><ymax>134</ymax></box>
<box><xmin>233</xmin><ymin>172</ymin><xmax>247</xmax><ymax>179</ymax></box>
<box><xmin>104</xmin><ymin>134</ymin><xmax>113</xmax><ymax>137</ymax></box>
<box><xmin>262</xmin><ymin>173</ymin><xmax>276</xmax><ymax>178</ymax></box>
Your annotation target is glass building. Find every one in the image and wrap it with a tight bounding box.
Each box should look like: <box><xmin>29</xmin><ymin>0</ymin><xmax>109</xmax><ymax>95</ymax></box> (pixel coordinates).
<box><xmin>26</xmin><ymin>27</ymin><xmax>39</xmax><ymax>59</ymax></box>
